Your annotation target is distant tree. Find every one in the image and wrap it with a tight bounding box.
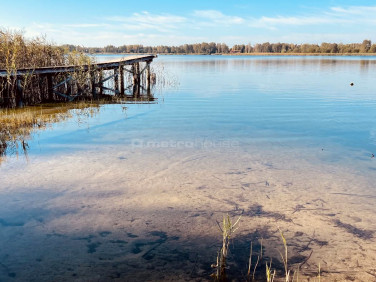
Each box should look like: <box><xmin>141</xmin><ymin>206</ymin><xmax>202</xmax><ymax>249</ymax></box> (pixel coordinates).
<box><xmin>320</xmin><ymin>43</ymin><xmax>339</xmax><ymax>53</ymax></box>
<box><xmin>300</xmin><ymin>44</ymin><xmax>311</xmax><ymax>53</ymax></box>
<box><xmin>350</xmin><ymin>43</ymin><xmax>360</xmax><ymax>53</ymax></box>
<box><xmin>182</xmin><ymin>44</ymin><xmax>189</xmax><ymax>54</ymax></box>
<box><xmin>221</xmin><ymin>43</ymin><xmax>229</xmax><ymax>54</ymax></box>
<box><xmin>261</xmin><ymin>42</ymin><xmax>271</xmax><ymax>52</ymax></box>
<box><xmin>280</xmin><ymin>43</ymin><xmax>290</xmax><ymax>53</ymax></box>
<box><xmin>271</xmin><ymin>43</ymin><xmax>282</xmax><ymax>53</ymax></box>
<box><xmin>59</xmin><ymin>40</ymin><xmax>376</xmax><ymax>55</ymax></box>
<box><xmin>244</xmin><ymin>43</ymin><xmax>253</xmax><ymax>53</ymax></box>
<box><xmin>207</xmin><ymin>42</ymin><xmax>217</xmax><ymax>54</ymax></box>
<box><xmin>369</xmin><ymin>44</ymin><xmax>376</xmax><ymax>53</ymax></box>
<box><xmin>253</xmin><ymin>43</ymin><xmax>262</xmax><ymax>53</ymax></box>
<box><xmin>104</xmin><ymin>45</ymin><xmax>116</xmax><ymax>53</ymax></box>
<box><xmin>360</xmin><ymin>39</ymin><xmax>371</xmax><ymax>53</ymax></box>
<box><xmin>291</xmin><ymin>44</ymin><xmax>300</xmax><ymax>53</ymax></box>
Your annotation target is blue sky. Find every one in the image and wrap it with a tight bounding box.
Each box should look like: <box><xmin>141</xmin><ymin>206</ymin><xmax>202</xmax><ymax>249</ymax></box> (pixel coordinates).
<box><xmin>1</xmin><ymin>0</ymin><xmax>376</xmax><ymax>47</ymax></box>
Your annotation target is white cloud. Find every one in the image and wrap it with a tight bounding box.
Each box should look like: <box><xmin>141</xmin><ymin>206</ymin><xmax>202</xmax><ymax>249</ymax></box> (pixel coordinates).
<box><xmin>256</xmin><ymin>16</ymin><xmax>346</xmax><ymax>26</ymax></box>
<box><xmin>9</xmin><ymin>5</ymin><xmax>376</xmax><ymax>46</ymax></box>
<box><xmin>107</xmin><ymin>11</ymin><xmax>187</xmax><ymax>33</ymax></box>
<box><xmin>252</xmin><ymin>5</ymin><xmax>376</xmax><ymax>29</ymax></box>
<box><xmin>65</xmin><ymin>23</ymin><xmax>109</xmax><ymax>28</ymax></box>
<box><xmin>330</xmin><ymin>5</ymin><xmax>376</xmax><ymax>15</ymax></box>
<box><xmin>193</xmin><ymin>10</ymin><xmax>245</xmax><ymax>25</ymax></box>
<box><xmin>190</xmin><ymin>6</ymin><xmax>376</xmax><ymax>32</ymax></box>
<box><xmin>327</xmin><ymin>5</ymin><xmax>376</xmax><ymax>25</ymax></box>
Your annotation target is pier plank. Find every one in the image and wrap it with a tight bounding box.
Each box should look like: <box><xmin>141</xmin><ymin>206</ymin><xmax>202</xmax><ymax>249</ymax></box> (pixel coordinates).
<box><xmin>0</xmin><ymin>55</ymin><xmax>156</xmax><ymax>77</ymax></box>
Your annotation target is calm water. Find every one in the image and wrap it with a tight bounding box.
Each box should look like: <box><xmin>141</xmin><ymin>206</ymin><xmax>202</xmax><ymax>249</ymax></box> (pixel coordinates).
<box><xmin>20</xmin><ymin>55</ymin><xmax>376</xmax><ymax>169</ymax></box>
<box><xmin>1</xmin><ymin>55</ymin><xmax>376</xmax><ymax>280</ymax></box>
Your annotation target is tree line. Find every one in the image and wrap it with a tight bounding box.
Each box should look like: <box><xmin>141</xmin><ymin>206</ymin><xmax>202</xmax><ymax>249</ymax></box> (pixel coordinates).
<box><xmin>62</xmin><ymin>40</ymin><xmax>376</xmax><ymax>55</ymax></box>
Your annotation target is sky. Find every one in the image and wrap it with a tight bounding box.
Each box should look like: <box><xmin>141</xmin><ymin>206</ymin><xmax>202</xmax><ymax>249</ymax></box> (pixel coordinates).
<box><xmin>1</xmin><ymin>0</ymin><xmax>376</xmax><ymax>47</ymax></box>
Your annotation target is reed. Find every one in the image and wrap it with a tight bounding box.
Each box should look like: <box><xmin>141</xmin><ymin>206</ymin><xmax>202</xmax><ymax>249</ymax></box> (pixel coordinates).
<box><xmin>278</xmin><ymin>228</ymin><xmax>291</xmax><ymax>281</ymax></box>
<box><xmin>0</xmin><ymin>29</ymin><xmax>95</xmax><ymax>108</ymax></box>
<box><xmin>211</xmin><ymin>214</ymin><xmax>241</xmax><ymax>281</ymax></box>
<box><xmin>211</xmin><ymin>218</ymin><xmax>324</xmax><ymax>282</ymax></box>
<box><xmin>266</xmin><ymin>260</ymin><xmax>276</xmax><ymax>282</ymax></box>
<box><xmin>247</xmin><ymin>238</ymin><xmax>263</xmax><ymax>281</ymax></box>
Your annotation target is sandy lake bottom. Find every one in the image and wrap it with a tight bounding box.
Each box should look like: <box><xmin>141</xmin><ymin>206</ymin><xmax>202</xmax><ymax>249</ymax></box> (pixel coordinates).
<box><xmin>1</xmin><ymin>142</ymin><xmax>376</xmax><ymax>281</ymax></box>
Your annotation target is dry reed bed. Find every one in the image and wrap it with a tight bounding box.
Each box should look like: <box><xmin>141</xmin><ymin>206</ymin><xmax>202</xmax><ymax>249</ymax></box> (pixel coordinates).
<box><xmin>0</xmin><ymin>29</ymin><xmax>94</xmax><ymax>108</ymax></box>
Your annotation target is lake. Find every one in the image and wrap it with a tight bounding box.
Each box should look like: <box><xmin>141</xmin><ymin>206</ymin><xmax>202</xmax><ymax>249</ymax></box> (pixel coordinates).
<box><xmin>1</xmin><ymin>55</ymin><xmax>376</xmax><ymax>281</ymax></box>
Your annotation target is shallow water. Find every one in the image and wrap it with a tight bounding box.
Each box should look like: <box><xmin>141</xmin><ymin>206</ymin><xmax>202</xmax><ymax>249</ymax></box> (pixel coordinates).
<box><xmin>1</xmin><ymin>55</ymin><xmax>376</xmax><ymax>281</ymax></box>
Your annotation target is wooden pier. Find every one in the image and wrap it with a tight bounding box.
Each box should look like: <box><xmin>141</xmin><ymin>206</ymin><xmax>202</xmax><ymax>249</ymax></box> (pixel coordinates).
<box><xmin>0</xmin><ymin>54</ymin><xmax>157</xmax><ymax>108</ymax></box>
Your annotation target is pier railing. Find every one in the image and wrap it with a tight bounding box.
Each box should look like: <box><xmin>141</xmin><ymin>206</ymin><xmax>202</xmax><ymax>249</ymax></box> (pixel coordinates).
<box><xmin>0</xmin><ymin>54</ymin><xmax>157</xmax><ymax>108</ymax></box>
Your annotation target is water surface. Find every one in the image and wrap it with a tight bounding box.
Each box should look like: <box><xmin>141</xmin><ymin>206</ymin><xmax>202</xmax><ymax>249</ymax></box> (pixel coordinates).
<box><xmin>1</xmin><ymin>55</ymin><xmax>376</xmax><ymax>281</ymax></box>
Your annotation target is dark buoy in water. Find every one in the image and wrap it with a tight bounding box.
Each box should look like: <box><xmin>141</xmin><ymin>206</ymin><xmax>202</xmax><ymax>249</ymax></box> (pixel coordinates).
<box><xmin>350</xmin><ymin>82</ymin><xmax>354</xmax><ymax>86</ymax></box>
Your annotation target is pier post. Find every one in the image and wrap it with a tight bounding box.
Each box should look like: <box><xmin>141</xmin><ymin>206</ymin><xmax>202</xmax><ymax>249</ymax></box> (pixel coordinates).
<box><xmin>5</xmin><ymin>80</ymin><xmax>13</xmax><ymax>108</ymax></box>
<box><xmin>119</xmin><ymin>65</ymin><xmax>124</xmax><ymax>95</ymax></box>
<box><xmin>72</xmin><ymin>79</ymin><xmax>78</xmax><ymax>100</ymax></box>
<box><xmin>7</xmin><ymin>80</ymin><xmax>16</xmax><ymax>108</ymax></box>
<box><xmin>64</xmin><ymin>76</ymin><xmax>69</xmax><ymax>96</ymax></box>
<box><xmin>91</xmin><ymin>71</ymin><xmax>97</xmax><ymax>99</ymax></box>
<box><xmin>114</xmin><ymin>68</ymin><xmax>119</xmax><ymax>94</ymax></box>
<box><xmin>8</xmin><ymin>81</ymin><xmax>14</xmax><ymax>107</ymax></box>
<box><xmin>15</xmin><ymin>78</ymin><xmax>24</xmax><ymax>107</ymax></box>
<box><xmin>0</xmin><ymin>78</ymin><xmax>4</xmax><ymax>106</ymax></box>
<box><xmin>146</xmin><ymin>61</ymin><xmax>151</xmax><ymax>95</ymax></box>
<box><xmin>47</xmin><ymin>74</ymin><xmax>53</xmax><ymax>101</ymax></box>
<box><xmin>0</xmin><ymin>78</ymin><xmax>11</xmax><ymax>107</ymax></box>
<box><xmin>39</xmin><ymin>77</ymin><xmax>47</xmax><ymax>103</ymax></box>
<box><xmin>137</xmin><ymin>63</ymin><xmax>141</xmax><ymax>96</ymax></box>
<box><xmin>132</xmin><ymin>63</ymin><xmax>140</xmax><ymax>97</ymax></box>
<box><xmin>132</xmin><ymin>64</ymin><xmax>136</xmax><ymax>96</ymax></box>
<box><xmin>99</xmin><ymin>70</ymin><xmax>103</xmax><ymax>97</ymax></box>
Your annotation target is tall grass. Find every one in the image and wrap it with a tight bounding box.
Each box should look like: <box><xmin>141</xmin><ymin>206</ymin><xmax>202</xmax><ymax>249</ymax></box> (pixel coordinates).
<box><xmin>278</xmin><ymin>228</ymin><xmax>291</xmax><ymax>281</ymax></box>
<box><xmin>0</xmin><ymin>29</ymin><xmax>94</xmax><ymax>107</ymax></box>
<box><xmin>211</xmin><ymin>216</ymin><xmax>322</xmax><ymax>281</ymax></box>
<box><xmin>0</xmin><ymin>30</ymin><xmax>66</xmax><ymax>70</ymax></box>
<box><xmin>211</xmin><ymin>214</ymin><xmax>241</xmax><ymax>281</ymax></box>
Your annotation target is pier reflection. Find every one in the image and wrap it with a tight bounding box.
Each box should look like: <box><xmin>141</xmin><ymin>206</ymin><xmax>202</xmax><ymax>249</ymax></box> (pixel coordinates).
<box><xmin>0</xmin><ymin>92</ymin><xmax>157</xmax><ymax>164</ymax></box>
<box><xmin>0</xmin><ymin>102</ymin><xmax>99</xmax><ymax>164</ymax></box>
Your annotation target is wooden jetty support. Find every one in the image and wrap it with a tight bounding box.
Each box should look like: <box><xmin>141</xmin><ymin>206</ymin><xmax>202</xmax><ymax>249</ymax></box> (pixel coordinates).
<box><xmin>0</xmin><ymin>54</ymin><xmax>157</xmax><ymax>108</ymax></box>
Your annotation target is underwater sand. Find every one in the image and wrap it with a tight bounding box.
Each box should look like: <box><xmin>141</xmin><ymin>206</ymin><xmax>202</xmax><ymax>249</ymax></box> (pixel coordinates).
<box><xmin>0</xmin><ymin>142</ymin><xmax>375</xmax><ymax>281</ymax></box>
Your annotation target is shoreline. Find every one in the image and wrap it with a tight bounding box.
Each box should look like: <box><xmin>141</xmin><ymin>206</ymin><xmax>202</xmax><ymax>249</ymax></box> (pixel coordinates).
<box><xmin>92</xmin><ymin>52</ymin><xmax>376</xmax><ymax>57</ymax></box>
